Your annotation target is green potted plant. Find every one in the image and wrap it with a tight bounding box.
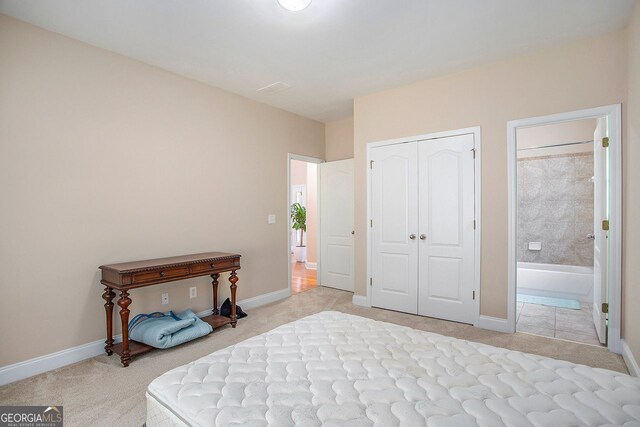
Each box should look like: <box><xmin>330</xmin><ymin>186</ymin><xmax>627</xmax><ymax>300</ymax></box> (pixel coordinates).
<box><xmin>290</xmin><ymin>202</ymin><xmax>307</xmax><ymax>263</ymax></box>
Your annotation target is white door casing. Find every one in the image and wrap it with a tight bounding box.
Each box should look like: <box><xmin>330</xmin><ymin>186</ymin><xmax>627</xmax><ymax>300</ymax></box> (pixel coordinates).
<box><xmin>370</xmin><ymin>143</ymin><xmax>419</xmax><ymax>314</ymax></box>
<box><xmin>320</xmin><ymin>159</ymin><xmax>354</xmax><ymax>291</ymax></box>
<box><xmin>417</xmin><ymin>135</ymin><xmax>476</xmax><ymax>324</ymax></box>
<box><xmin>593</xmin><ymin>117</ymin><xmax>608</xmax><ymax>344</ymax></box>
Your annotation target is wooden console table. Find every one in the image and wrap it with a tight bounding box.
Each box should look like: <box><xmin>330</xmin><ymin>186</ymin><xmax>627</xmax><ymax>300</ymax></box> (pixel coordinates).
<box><xmin>99</xmin><ymin>252</ymin><xmax>241</xmax><ymax>367</ymax></box>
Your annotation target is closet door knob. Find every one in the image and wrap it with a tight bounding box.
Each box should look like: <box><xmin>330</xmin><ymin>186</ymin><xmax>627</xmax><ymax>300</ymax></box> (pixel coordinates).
<box><xmin>420</xmin><ymin>234</ymin><xmax>426</xmax><ymax>240</ymax></box>
<box><xmin>409</xmin><ymin>234</ymin><xmax>416</xmax><ymax>240</ymax></box>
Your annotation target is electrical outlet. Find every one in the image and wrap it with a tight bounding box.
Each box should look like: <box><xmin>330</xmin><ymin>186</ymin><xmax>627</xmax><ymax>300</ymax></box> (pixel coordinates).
<box><xmin>268</xmin><ymin>214</ymin><xmax>276</xmax><ymax>224</ymax></box>
<box><xmin>161</xmin><ymin>293</ymin><xmax>169</xmax><ymax>305</ymax></box>
<box><xmin>190</xmin><ymin>287</ymin><xmax>197</xmax><ymax>299</ymax></box>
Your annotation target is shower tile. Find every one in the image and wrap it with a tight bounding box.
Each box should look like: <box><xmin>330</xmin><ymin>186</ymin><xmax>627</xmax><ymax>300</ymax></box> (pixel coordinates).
<box><xmin>574</xmin><ymin>180</ymin><xmax>594</xmax><ymax>202</ymax></box>
<box><xmin>575</xmin><ymin>241</ymin><xmax>594</xmax><ymax>266</ymax></box>
<box><xmin>517</xmin><ymin>153</ymin><xmax>594</xmax><ymax>266</ymax></box>
<box><xmin>575</xmin><ymin>200</ymin><xmax>594</xmax><ymax>223</ymax></box>
<box><xmin>545</xmin><ymin>156</ymin><xmax>575</xmax><ymax>179</ymax></box>
<box><xmin>575</xmin><ymin>155</ymin><xmax>594</xmax><ymax>179</ymax></box>
<box><xmin>540</xmin><ymin>178</ymin><xmax>574</xmax><ymax>202</ymax></box>
<box><xmin>575</xmin><ymin>222</ymin><xmax>594</xmax><ymax>238</ymax></box>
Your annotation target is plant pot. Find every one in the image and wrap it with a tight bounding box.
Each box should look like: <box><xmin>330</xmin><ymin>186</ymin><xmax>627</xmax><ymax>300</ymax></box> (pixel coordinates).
<box><xmin>293</xmin><ymin>246</ymin><xmax>307</xmax><ymax>263</ymax></box>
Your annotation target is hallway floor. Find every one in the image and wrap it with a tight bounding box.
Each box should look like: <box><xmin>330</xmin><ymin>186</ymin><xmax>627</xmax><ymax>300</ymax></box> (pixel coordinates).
<box><xmin>516</xmin><ymin>300</ymin><xmax>603</xmax><ymax>346</ymax></box>
<box><xmin>291</xmin><ymin>255</ymin><xmax>317</xmax><ymax>294</ymax></box>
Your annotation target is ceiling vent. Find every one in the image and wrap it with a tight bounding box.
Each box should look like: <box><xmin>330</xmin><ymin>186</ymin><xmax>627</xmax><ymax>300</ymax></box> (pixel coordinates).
<box><xmin>256</xmin><ymin>82</ymin><xmax>291</xmax><ymax>95</ymax></box>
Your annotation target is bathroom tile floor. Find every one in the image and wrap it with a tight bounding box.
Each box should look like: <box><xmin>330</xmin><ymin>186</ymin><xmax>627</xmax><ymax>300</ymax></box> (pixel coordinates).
<box><xmin>516</xmin><ymin>300</ymin><xmax>603</xmax><ymax>346</ymax></box>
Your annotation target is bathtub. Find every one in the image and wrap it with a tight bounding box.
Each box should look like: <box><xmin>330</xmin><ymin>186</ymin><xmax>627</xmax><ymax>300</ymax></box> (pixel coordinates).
<box><xmin>517</xmin><ymin>262</ymin><xmax>594</xmax><ymax>303</ymax></box>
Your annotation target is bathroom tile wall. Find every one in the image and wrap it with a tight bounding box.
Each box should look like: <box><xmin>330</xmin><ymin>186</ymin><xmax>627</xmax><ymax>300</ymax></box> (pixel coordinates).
<box><xmin>517</xmin><ymin>152</ymin><xmax>594</xmax><ymax>266</ymax></box>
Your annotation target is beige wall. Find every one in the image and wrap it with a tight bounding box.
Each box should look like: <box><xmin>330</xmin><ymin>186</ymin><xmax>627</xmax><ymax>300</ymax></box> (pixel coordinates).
<box><xmin>353</xmin><ymin>30</ymin><xmax>628</xmax><ymax>319</ymax></box>
<box><xmin>290</xmin><ymin>159</ymin><xmax>308</xmax><ymax>187</ymax></box>
<box><xmin>325</xmin><ymin>117</ymin><xmax>354</xmax><ymax>161</ymax></box>
<box><xmin>0</xmin><ymin>14</ymin><xmax>324</xmax><ymax>366</ymax></box>
<box><xmin>623</xmin><ymin>1</ymin><xmax>640</xmax><ymax>363</ymax></box>
<box><xmin>516</xmin><ymin>119</ymin><xmax>596</xmax><ymax>158</ymax></box>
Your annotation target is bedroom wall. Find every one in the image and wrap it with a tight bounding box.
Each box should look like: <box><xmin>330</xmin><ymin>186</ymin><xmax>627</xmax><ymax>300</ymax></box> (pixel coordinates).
<box><xmin>0</xmin><ymin>14</ymin><xmax>325</xmax><ymax>366</ymax></box>
<box><xmin>623</xmin><ymin>0</ymin><xmax>640</xmax><ymax>366</ymax></box>
<box><xmin>353</xmin><ymin>29</ymin><xmax>628</xmax><ymax>319</ymax></box>
<box><xmin>325</xmin><ymin>117</ymin><xmax>354</xmax><ymax>161</ymax></box>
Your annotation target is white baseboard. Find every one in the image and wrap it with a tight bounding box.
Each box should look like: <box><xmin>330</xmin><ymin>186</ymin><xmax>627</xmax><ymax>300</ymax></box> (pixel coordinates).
<box><xmin>622</xmin><ymin>339</ymin><xmax>639</xmax><ymax>377</ymax></box>
<box><xmin>235</xmin><ymin>288</ymin><xmax>291</xmax><ymax>310</ymax></box>
<box><xmin>475</xmin><ymin>315</ymin><xmax>513</xmax><ymax>333</ymax></box>
<box><xmin>0</xmin><ymin>334</ymin><xmax>122</xmax><ymax>387</ymax></box>
<box><xmin>0</xmin><ymin>288</ymin><xmax>292</xmax><ymax>387</ymax></box>
<box><xmin>305</xmin><ymin>262</ymin><xmax>317</xmax><ymax>270</ymax></box>
<box><xmin>352</xmin><ymin>294</ymin><xmax>369</xmax><ymax>307</ymax></box>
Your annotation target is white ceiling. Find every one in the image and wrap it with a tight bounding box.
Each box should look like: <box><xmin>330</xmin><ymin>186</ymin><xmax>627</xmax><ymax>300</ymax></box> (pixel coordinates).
<box><xmin>0</xmin><ymin>0</ymin><xmax>635</xmax><ymax>122</ymax></box>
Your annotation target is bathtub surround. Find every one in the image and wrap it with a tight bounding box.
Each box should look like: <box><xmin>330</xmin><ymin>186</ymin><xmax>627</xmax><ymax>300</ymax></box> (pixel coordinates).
<box><xmin>517</xmin><ymin>262</ymin><xmax>594</xmax><ymax>303</ymax></box>
<box><xmin>517</xmin><ymin>152</ymin><xmax>594</xmax><ymax>266</ymax></box>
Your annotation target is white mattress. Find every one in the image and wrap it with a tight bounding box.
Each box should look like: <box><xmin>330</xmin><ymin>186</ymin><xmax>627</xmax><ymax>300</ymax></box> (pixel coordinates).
<box><xmin>147</xmin><ymin>311</ymin><xmax>640</xmax><ymax>427</ymax></box>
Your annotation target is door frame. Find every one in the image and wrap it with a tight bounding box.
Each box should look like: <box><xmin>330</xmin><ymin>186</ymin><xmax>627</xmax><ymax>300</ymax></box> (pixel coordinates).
<box><xmin>506</xmin><ymin>104</ymin><xmax>622</xmax><ymax>353</ymax></box>
<box><xmin>365</xmin><ymin>126</ymin><xmax>482</xmax><ymax>326</ymax></box>
<box><xmin>287</xmin><ymin>153</ymin><xmax>323</xmax><ymax>295</ymax></box>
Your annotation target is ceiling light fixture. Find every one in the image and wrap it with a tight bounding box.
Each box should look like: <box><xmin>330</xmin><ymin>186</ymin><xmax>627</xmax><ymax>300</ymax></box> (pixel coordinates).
<box><xmin>277</xmin><ymin>0</ymin><xmax>311</xmax><ymax>12</ymax></box>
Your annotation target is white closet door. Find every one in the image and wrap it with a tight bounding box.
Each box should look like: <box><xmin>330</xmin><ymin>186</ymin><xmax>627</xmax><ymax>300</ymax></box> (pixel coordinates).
<box><xmin>320</xmin><ymin>159</ymin><xmax>354</xmax><ymax>291</ymax></box>
<box><xmin>370</xmin><ymin>143</ymin><xmax>419</xmax><ymax>314</ymax></box>
<box><xmin>417</xmin><ymin>134</ymin><xmax>475</xmax><ymax>324</ymax></box>
<box><xmin>592</xmin><ymin>117</ymin><xmax>608</xmax><ymax>344</ymax></box>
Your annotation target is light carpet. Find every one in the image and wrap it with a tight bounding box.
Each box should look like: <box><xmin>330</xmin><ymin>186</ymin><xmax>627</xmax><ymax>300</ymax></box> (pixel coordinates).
<box><xmin>0</xmin><ymin>287</ymin><xmax>628</xmax><ymax>427</ymax></box>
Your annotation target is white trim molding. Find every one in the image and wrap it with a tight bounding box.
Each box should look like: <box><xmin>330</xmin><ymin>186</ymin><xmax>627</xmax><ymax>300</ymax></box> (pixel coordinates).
<box><xmin>352</xmin><ymin>294</ymin><xmax>370</xmax><ymax>307</ymax></box>
<box><xmin>475</xmin><ymin>315</ymin><xmax>512</xmax><ymax>334</ymax></box>
<box><xmin>366</xmin><ymin>127</ymin><xmax>484</xmax><ymax>328</ymax></box>
<box><xmin>622</xmin><ymin>340</ymin><xmax>640</xmax><ymax>377</ymax></box>
<box><xmin>507</xmin><ymin>104</ymin><xmax>623</xmax><ymax>351</ymax></box>
<box><xmin>0</xmin><ymin>288</ymin><xmax>291</xmax><ymax>386</ymax></box>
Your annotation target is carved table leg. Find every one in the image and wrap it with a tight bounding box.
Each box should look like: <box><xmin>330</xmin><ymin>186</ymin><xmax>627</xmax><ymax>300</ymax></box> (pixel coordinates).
<box><xmin>102</xmin><ymin>286</ymin><xmax>116</xmax><ymax>355</ymax></box>
<box><xmin>117</xmin><ymin>290</ymin><xmax>132</xmax><ymax>367</ymax></box>
<box><xmin>229</xmin><ymin>270</ymin><xmax>238</xmax><ymax>328</ymax></box>
<box><xmin>211</xmin><ymin>273</ymin><xmax>220</xmax><ymax>315</ymax></box>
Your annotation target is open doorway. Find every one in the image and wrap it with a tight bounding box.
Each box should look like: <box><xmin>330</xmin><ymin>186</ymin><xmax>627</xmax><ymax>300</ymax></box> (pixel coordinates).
<box><xmin>288</xmin><ymin>156</ymin><xmax>320</xmax><ymax>295</ymax></box>
<box><xmin>508</xmin><ymin>105</ymin><xmax>622</xmax><ymax>353</ymax></box>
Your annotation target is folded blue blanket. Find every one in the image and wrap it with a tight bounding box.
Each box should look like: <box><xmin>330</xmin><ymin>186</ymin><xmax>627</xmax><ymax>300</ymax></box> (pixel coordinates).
<box><xmin>128</xmin><ymin>309</ymin><xmax>212</xmax><ymax>349</ymax></box>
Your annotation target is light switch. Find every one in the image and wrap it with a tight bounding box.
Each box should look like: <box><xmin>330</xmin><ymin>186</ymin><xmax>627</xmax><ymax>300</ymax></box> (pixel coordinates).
<box><xmin>268</xmin><ymin>214</ymin><xmax>276</xmax><ymax>224</ymax></box>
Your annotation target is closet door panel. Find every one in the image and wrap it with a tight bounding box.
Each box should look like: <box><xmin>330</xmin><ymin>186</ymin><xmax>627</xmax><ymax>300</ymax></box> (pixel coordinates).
<box><xmin>418</xmin><ymin>134</ymin><xmax>475</xmax><ymax>324</ymax></box>
<box><xmin>370</xmin><ymin>142</ymin><xmax>419</xmax><ymax>314</ymax></box>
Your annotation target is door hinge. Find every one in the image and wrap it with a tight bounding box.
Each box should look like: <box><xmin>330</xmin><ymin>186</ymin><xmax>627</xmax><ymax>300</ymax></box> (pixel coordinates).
<box><xmin>370</xmin><ymin>160</ymin><xmax>374</xmax><ymax>169</ymax></box>
<box><xmin>602</xmin><ymin>302</ymin><xmax>609</xmax><ymax>314</ymax></box>
<box><xmin>602</xmin><ymin>137</ymin><xmax>610</xmax><ymax>148</ymax></box>
<box><xmin>472</xmin><ymin>291</ymin><xmax>476</xmax><ymax>300</ymax></box>
<box><xmin>473</xmin><ymin>220</ymin><xmax>476</xmax><ymax>230</ymax></box>
<box><xmin>471</xmin><ymin>148</ymin><xmax>476</xmax><ymax>159</ymax></box>
<box><xmin>370</xmin><ymin>219</ymin><xmax>373</xmax><ymax>227</ymax></box>
<box><xmin>602</xmin><ymin>220</ymin><xmax>610</xmax><ymax>231</ymax></box>
<box><xmin>370</xmin><ymin>278</ymin><xmax>373</xmax><ymax>286</ymax></box>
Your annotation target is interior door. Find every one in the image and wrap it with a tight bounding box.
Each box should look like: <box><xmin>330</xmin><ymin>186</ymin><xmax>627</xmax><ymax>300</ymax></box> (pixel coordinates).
<box><xmin>417</xmin><ymin>134</ymin><xmax>476</xmax><ymax>324</ymax></box>
<box><xmin>370</xmin><ymin>143</ymin><xmax>419</xmax><ymax>313</ymax></box>
<box><xmin>320</xmin><ymin>159</ymin><xmax>354</xmax><ymax>291</ymax></box>
<box><xmin>593</xmin><ymin>117</ymin><xmax>608</xmax><ymax>344</ymax></box>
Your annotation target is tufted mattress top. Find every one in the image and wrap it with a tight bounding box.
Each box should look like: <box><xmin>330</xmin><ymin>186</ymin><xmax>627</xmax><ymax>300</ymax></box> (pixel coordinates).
<box><xmin>147</xmin><ymin>311</ymin><xmax>640</xmax><ymax>426</ymax></box>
